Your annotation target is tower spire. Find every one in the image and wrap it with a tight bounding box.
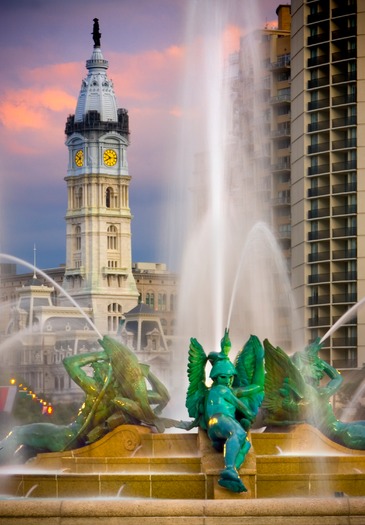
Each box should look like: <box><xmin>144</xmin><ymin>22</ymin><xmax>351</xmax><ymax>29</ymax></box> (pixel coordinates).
<box><xmin>33</xmin><ymin>243</ymin><xmax>37</xmax><ymax>279</ymax></box>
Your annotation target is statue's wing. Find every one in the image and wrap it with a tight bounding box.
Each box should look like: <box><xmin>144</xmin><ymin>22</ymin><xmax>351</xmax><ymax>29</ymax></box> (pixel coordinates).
<box><xmin>233</xmin><ymin>335</ymin><xmax>265</xmax><ymax>388</ymax></box>
<box><xmin>262</xmin><ymin>339</ymin><xmax>308</xmax><ymax>424</ymax></box>
<box><xmin>232</xmin><ymin>335</ymin><xmax>265</xmax><ymax>423</ymax></box>
<box><xmin>186</xmin><ymin>338</ymin><xmax>208</xmax><ymax>420</ymax></box>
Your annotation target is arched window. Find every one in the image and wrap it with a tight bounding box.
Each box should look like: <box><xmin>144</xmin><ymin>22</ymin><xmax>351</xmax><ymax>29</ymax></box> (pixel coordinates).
<box><xmin>75</xmin><ymin>187</ymin><xmax>83</xmax><ymax>208</ymax></box>
<box><xmin>106</xmin><ymin>187</ymin><xmax>113</xmax><ymax>208</ymax></box>
<box><xmin>75</xmin><ymin>225</ymin><xmax>81</xmax><ymax>251</ymax></box>
<box><xmin>107</xmin><ymin>225</ymin><xmax>117</xmax><ymax>250</ymax></box>
<box><xmin>107</xmin><ymin>303</ymin><xmax>123</xmax><ymax>333</ymax></box>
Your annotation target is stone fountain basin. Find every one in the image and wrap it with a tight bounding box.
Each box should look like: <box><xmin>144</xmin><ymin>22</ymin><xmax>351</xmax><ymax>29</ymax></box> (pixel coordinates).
<box><xmin>1</xmin><ymin>423</ymin><xmax>365</xmax><ymax>500</ymax></box>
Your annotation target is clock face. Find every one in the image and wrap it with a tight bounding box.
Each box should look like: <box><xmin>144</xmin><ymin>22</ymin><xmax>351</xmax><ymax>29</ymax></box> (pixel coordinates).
<box><xmin>104</xmin><ymin>149</ymin><xmax>117</xmax><ymax>166</ymax></box>
<box><xmin>75</xmin><ymin>149</ymin><xmax>84</xmax><ymax>167</ymax></box>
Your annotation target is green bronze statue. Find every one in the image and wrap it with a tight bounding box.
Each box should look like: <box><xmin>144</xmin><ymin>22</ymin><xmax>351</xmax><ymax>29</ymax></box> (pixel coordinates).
<box><xmin>262</xmin><ymin>337</ymin><xmax>365</xmax><ymax>450</ymax></box>
<box><xmin>183</xmin><ymin>329</ymin><xmax>265</xmax><ymax>492</ymax></box>
<box><xmin>3</xmin><ymin>324</ymin><xmax>365</xmax><ymax>477</ymax></box>
<box><xmin>0</xmin><ymin>336</ymin><xmax>174</xmax><ymax>463</ymax></box>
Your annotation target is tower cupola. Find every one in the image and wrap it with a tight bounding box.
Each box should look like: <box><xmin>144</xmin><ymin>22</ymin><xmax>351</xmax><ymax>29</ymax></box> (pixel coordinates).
<box><xmin>65</xmin><ymin>18</ymin><xmax>129</xmax><ymax>137</ymax></box>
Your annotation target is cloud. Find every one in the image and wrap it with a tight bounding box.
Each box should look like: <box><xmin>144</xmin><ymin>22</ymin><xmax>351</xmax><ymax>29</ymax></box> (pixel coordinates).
<box><xmin>264</xmin><ymin>18</ymin><xmax>279</xmax><ymax>29</ymax></box>
<box><xmin>110</xmin><ymin>45</ymin><xmax>184</xmax><ymax>106</ymax></box>
<box><xmin>0</xmin><ymin>97</ymin><xmax>44</xmax><ymax>130</ymax></box>
<box><xmin>222</xmin><ymin>25</ymin><xmax>242</xmax><ymax>58</ymax></box>
<box><xmin>24</xmin><ymin>62</ymin><xmax>82</xmax><ymax>91</ymax></box>
<box><xmin>0</xmin><ymin>38</ymin><xmax>185</xmax><ymax>202</ymax></box>
<box><xmin>0</xmin><ymin>61</ymin><xmax>79</xmax><ymax>144</ymax></box>
<box><xmin>169</xmin><ymin>106</ymin><xmax>183</xmax><ymax>118</ymax></box>
<box><xmin>0</xmin><ymin>0</ymin><xmax>281</xmax><ymax>269</ymax></box>
<box><xmin>0</xmin><ymin>88</ymin><xmax>75</xmax><ymax>131</ymax></box>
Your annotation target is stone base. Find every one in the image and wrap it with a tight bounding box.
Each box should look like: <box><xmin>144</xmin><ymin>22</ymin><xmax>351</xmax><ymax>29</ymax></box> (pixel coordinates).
<box><xmin>0</xmin><ymin>497</ymin><xmax>365</xmax><ymax>524</ymax></box>
<box><xmin>252</xmin><ymin>423</ymin><xmax>365</xmax><ymax>456</ymax></box>
<box><xmin>31</xmin><ymin>424</ymin><xmax>151</xmax><ymax>469</ymax></box>
<box><xmin>2</xmin><ymin>423</ymin><xmax>365</xmax><ymax>501</ymax></box>
<box><xmin>252</xmin><ymin>424</ymin><xmax>365</xmax><ymax>498</ymax></box>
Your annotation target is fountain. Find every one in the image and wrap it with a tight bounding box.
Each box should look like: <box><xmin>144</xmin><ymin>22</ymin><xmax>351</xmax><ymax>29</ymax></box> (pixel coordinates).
<box><xmin>1</xmin><ymin>1</ymin><xmax>365</xmax><ymax>523</ymax></box>
<box><xmin>163</xmin><ymin>3</ymin><xmax>296</xmax><ymax>423</ymax></box>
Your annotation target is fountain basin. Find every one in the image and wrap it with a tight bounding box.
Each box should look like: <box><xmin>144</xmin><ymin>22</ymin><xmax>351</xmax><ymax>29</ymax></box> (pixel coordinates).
<box><xmin>1</xmin><ymin>423</ymin><xmax>365</xmax><ymax>502</ymax></box>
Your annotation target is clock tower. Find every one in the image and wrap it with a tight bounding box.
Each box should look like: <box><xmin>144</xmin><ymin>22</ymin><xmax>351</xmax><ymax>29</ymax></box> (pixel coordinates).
<box><xmin>63</xmin><ymin>19</ymin><xmax>139</xmax><ymax>334</ymax></box>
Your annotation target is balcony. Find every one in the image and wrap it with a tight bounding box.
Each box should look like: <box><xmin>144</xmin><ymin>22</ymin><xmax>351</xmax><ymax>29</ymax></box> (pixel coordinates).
<box><xmin>308</xmin><ymin>207</ymin><xmax>330</xmax><ymax>219</ymax></box>
<box><xmin>333</xmin><ymin>359</ymin><xmax>357</xmax><ymax>369</ymax></box>
<box><xmin>308</xmin><ymin>251</ymin><xmax>330</xmax><ymax>262</ymax></box>
<box><xmin>308</xmin><ymin>229</ymin><xmax>330</xmax><ymax>241</ymax></box>
<box><xmin>308</xmin><ymin>33</ymin><xmax>329</xmax><ymax>46</ymax></box>
<box><xmin>332</xmin><ymin>181</ymin><xmax>357</xmax><ymax>194</ymax></box>
<box><xmin>332</xmin><ymin>248</ymin><xmax>357</xmax><ymax>260</ymax></box>
<box><xmin>307</xmin><ymin>185</ymin><xmax>330</xmax><ymax>197</ymax></box>
<box><xmin>308</xmin><ymin>164</ymin><xmax>330</xmax><ymax>176</ymax></box>
<box><xmin>332</xmin><ymin>315</ymin><xmax>357</xmax><ymax>324</ymax></box>
<box><xmin>332</xmin><ymin>93</ymin><xmax>356</xmax><ymax>106</ymax></box>
<box><xmin>308</xmin><ymin>98</ymin><xmax>330</xmax><ymax>111</ymax></box>
<box><xmin>332</xmin><ymin>27</ymin><xmax>357</xmax><ymax>40</ymax></box>
<box><xmin>270</xmin><ymin>94</ymin><xmax>290</xmax><ymax>104</ymax></box>
<box><xmin>333</xmin><ymin>271</ymin><xmax>357</xmax><ymax>282</ymax></box>
<box><xmin>332</xmin><ymin>293</ymin><xmax>357</xmax><ymax>304</ymax></box>
<box><xmin>308</xmin><ymin>76</ymin><xmax>330</xmax><ymax>89</ymax></box>
<box><xmin>65</xmin><ymin>110</ymin><xmax>129</xmax><ymax>136</ymax></box>
<box><xmin>102</xmin><ymin>267</ymin><xmax>129</xmax><ymax>276</ymax></box>
<box><xmin>332</xmin><ymin>138</ymin><xmax>356</xmax><ymax>151</ymax></box>
<box><xmin>269</xmin><ymin>57</ymin><xmax>291</xmax><ymax>70</ymax></box>
<box><xmin>332</xmin><ymin>5</ymin><xmax>356</xmax><ymax>17</ymax></box>
<box><xmin>332</xmin><ymin>160</ymin><xmax>357</xmax><ymax>172</ymax></box>
<box><xmin>332</xmin><ymin>337</ymin><xmax>357</xmax><ymax>348</ymax></box>
<box><xmin>332</xmin><ymin>49</ymin><xmax>357</xmax><ymax>63</ymax></box>
<box><xmin>308</xmin><ymin>316</ymin><xmax>330</xmax><ymax>327</ymax></box>
<box><xmin>270</xmin><ymin>127</ymin><xmax>290</xmax><ymax>138</ymax></box>
<box><xmin>308</xmin><ymin>120</ymin><xmax>330</xmax><ymax>133</ymax></box>
<box><xmin>64</xmin><ymin>266</ymin><xmax>85</xmax><ymax>278</ymax></box>
<box><xmin>271</xmin><ymin>160</ymin><xmax>290</xmax><ymax>172</ymax></box>
<box><xmin>308</xmin><ymin>142</ymin><xmax>330</xmax><ymax>154</ymax></box>
<box><xmin>308</xmin><ymin>294</ymin><xmax>330</xmax><ymax>305</ymax></box>
<box><xmin>332</xmin><ymin>204</ymin><xmax>357</xmax><ymax>216</ymax></box>
<box><xmin>332</xmin><ymin>115</ymin><xmax>357</xmax><ymax>128</ymax></box>
<box><xmin>277</xmin><ymin>230</ymin><xmax>291</xmax><ymax>240</ymax></box>
<box><xmin>332</xmin><ymin>71</ymin><xmax>357</xmax><ymax>84</ymax></box>
<box><xmin>308</xmin><ymin>273</ymin><xmax>330</xmax><ymax>284</ymax></box>
<box><xmin>307</xmin><ymin>11</ymin><xmax>330</xmax><ymax>24</ymax></box>
<box><xmin>308</xmin><ymin>55</ymin><xmax>329</xmax><ymax>68</ymax></box>
<box><xmin>272</xmin><ymin>196</ymin><xmax>290</xmax><ymax>206</ymax></box>
<box><xmin>332</xmin><ymin>226</ymin><xmax>357</xmax><ymax>238</ymax></box>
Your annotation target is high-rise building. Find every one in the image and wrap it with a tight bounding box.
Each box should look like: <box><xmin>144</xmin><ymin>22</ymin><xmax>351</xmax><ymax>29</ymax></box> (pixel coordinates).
<box><xmin>232</xmin><ymin>5</ymin><xmax>292</xmax><ymax>349</ymax></box>
<box><xmin>291</xmin><ymin>0</ymin><xmax>365</xmax><ymax>369</ymax></box>
<box><xmin>265</xmin><ymin>6</ymin><xmax>292</xmax><ymax>266</ymax></box>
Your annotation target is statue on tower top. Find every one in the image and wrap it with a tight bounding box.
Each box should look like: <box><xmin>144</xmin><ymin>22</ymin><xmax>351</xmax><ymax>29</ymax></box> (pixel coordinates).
<box><xmin>92</xmin><ymin>18</ymin><xmax>101</xmax><ymax>47</ymax></box>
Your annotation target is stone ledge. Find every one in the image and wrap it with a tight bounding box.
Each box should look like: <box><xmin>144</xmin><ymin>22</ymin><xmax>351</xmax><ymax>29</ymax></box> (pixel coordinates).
<box><xmin>0</xmin><ymin>497</ymin><xmax>363</xmax><ymax>521</ymax></box>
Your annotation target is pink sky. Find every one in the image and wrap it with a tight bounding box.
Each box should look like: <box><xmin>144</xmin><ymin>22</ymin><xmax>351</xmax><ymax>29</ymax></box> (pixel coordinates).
<box><xmin>0</xmin><ymin>0</ymin><xmax>283</xmax><ymax>270</ymax></box>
